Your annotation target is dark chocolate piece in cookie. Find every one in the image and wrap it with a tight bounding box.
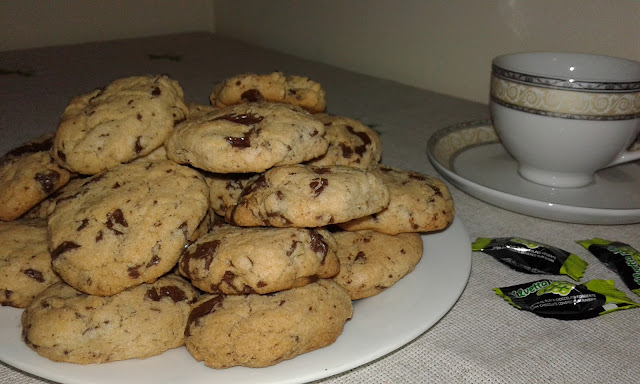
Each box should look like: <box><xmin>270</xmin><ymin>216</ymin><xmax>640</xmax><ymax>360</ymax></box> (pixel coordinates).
<box><xmin>0</xmin><ymin>133</ymin><xmax>72</xmax><ymax>221</ymax></box>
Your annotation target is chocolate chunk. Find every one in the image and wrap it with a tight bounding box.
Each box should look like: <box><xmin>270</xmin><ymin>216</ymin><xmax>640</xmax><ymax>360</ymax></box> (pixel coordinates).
<box><xmin>242</xmin><ymin>285</ymin><xmax>257</xmax><ymax>294</ymax></box>
<box><xmin>185</xmin><ymin>295</ymin><xmax>225</xmax><ymax>336</ymax></box>
<box><xmin>178</xmin><ymin>221</ymin><xmax>189</xmax><ymax>238</ymax></box>
<box><xmin>51</xmin><ymin>241</ymin><xmax>81</xmax><ymax>260</ymax></box>
<box><xmin>241</xmin><ymin>89</ymin><xmax>263</xmax><ymax>102</ymax></box>
<box><xmin>346</xmin><ymin>126</ymin><xmax>372</xmax><ymax>156</ymax></box>
<box><xmin>23</xmin><ymin>269</ymin><xmax>45</xmax><ymax>283</ymax></box>
<box><xmin>134</xmin><ymin>137</ymin><xmax>143</xmax><ymax>154</ymax></box>
<box><xmin>180</xmin><ymin>240</ymin><xmax>220</xmax><ymax>279</ymax></box>
<box><xmin>221</xmin><ymin>270</ymin><xmax>236</xmax><ymax>285</ymax></box>
<box><xmin>77</xmin><ymin>219</ymin><xmax>89</xmax><ymax>231</ymax></box>
<box><xmin>146</xmin><ymin>285</ymin><xmax>187</xmax><ymax>303</ymax></box>
<box><xmin>128</xmin><ymin>266</ymin><xmax>140</xmax><ymax>279</ymax></box>
<box><xmin>225</xmin><ymin>132</ymin><xmax>252</xmax><ymax>148</ymax></box>
<box><xmin>146</xmin><ymin>255</ymin><xmax>160</xmax><ymax>268</ymax></box>
<box><xmin>309</xmin><ymin>178</ymin><xmax>328</xmax><ymax>196</ymax></box>
<box><xmin>308</xmin><ymin>230</ymin><xmax>328</xmax><ymax>258</ymax></box>
<box><xmin>339</xmin><ymin>143</ymin><xmax>353</xmax><ymax>159</ymax></box>
<box><xmin>215</xmin><ymin>113</ymin><xmax>264</xmax><ymax>126</ymax></box>
<box><xmin>151</xmin><ymin>86</ymin><xmax>162</xmax><ymax>97</ymax></box>
<box><xmin>105</xmin><ymin>209</ymin><xmax>128</xmax><ymax>235</ymax></box>
<box><xmin>33</xmin><ymin>171</ymin><xmax>60</xmax><ymax>193</ymax></box>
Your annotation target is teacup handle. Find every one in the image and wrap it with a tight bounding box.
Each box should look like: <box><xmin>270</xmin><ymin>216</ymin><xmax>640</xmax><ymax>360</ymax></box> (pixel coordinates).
<box><xmin>608</xmin><ymin>142</ymin><xmax>640</xmax><ymax>167</ymax></box>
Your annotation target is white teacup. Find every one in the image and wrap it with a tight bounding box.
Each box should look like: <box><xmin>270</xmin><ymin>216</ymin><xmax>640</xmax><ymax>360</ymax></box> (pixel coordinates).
<box><xmin>490</xmin><ymin>52</ymin><xmax>640</xmax><ymax>188</ymax></box>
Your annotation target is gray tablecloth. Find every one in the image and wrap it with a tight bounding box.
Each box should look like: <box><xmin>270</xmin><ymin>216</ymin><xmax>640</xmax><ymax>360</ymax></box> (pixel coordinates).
<box><xmin>1</xmin><ymin>32</ymin><xmax>638</xmax><ymax>384</ymax></box>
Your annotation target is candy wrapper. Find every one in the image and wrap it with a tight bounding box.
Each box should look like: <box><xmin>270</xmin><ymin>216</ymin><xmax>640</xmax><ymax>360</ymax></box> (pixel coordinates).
<box><xmin>577</xmin><ymin>238</ymin><xmax>640</xmax><ymax>297</ymax></box>
<box><xmin>472</xmin><ymin>237</ymin><xmax>587</xmax><ymax>281</ymax></box>
<box><xmin>494</xmin><ymin>279</ymin><xmax>638</xmax><ymax>320</ymax></box>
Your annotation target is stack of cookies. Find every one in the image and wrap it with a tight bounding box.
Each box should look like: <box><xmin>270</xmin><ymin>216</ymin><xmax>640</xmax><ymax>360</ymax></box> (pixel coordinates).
<box><xmin>0</xmin><ymin>72</ymin><xmax>454</xmax><ymax>369</ymax></box>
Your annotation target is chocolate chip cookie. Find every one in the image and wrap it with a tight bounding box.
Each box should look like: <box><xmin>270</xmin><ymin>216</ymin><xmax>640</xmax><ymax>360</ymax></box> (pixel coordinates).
<box><xmin>21</xmin><ymin>275</ymin><xmax>198</xmax><ymax>364</ymax></box>
<box><xmin>0</xmin><ymin>133</ymin><xmax>72</xmax><ymax>221</ymax></box>
<box><xmin>209</xmin><ymin>72</ymin><xmax>327</xmax><ymax>113</ymax></box>
<box><xmin>332</xmin><ymin>229</ymin><xmax>423</xmax><ymax>299</ymax></box>
<box><xmin>0</xmin><ymin>218</ymin><xmax>61</xmax><ymax>307</ymax></box>
<box><xmin>203</xmin><ymin>172</ymin><xmax>257</xmax><ymax>217</ymax></box>
<box><xmin>24</xmin><ymin>177</ymin><xmax>89</xmax><ymax>219</ymax></box>
<box><xmin>52</xmin><ymin>75</ymin><xmax>189</xmax><ymax>174</ymax></box>
<box><xmin>47</xmin><ymin>160</ymin><xmax>209</xmax><ymax>296</ymax></box>
<box><xmin>165</xmin><ymin>102</ymin><xmax>328</xmax><ymax>173</ymax></box>
<box><xmin>227</xmin><ymin>164</ymin><xmax>390</xmax><ymax>228</ymax></box>
<box><xmin>306</xmin><ymin>113</ymin><xmax>382</xmax><ymax>169</ymax></box>
<box><xmin>179</xmin><ymin>225</ymin><xmax>340</xmax><ymax>295</ymax></box>
<box><xmin>184</xmin><ymin>279</ymin><xmax>352</xmax><ymax>368</ymax></box>
<box><xmin>338</xmin><ymin>166</ymin><xmax>454</xmax><ymax>234</ymax></box>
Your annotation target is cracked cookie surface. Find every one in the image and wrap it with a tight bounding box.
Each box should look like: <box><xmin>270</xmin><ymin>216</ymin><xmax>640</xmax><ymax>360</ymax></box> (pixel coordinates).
<box><xmin>332</xmin><ymin>229</ymin><xmax>423</xmax><ymax>299</ymax></box>
<box><xmin>47</xmin><ymin>160</ymin><xmax>209</xmax><ymax>296</ymax></box>
<box><xmin>165</xmin><ymin>102</ymin><xmax>328</xmax><ymax>173</ymax></box>
<box><xmin>305</xmin><ymin>113</ymin><xmax>382</xmax><ymax>169</ymax></box>
<box><xmin>179</xmin><ymin>225</ymin><xmax>340</xmax><ymax>295</ymax></box>
<box><xmin>209</xmin><ymin>72</ymin><xmax>326</xmax><ymax>113</ymax></box>
<box><xmin>184</xmin><ymin>279</ymin><xmax>352</xmax><ymax>368</ymax></box>
<box><xmin>0</xmin><ymin>218</ymin><xmax>62</xmax><ymax>307</ymax></box>
<box><xmin>0</xmin><ymin>133</ymin><xmax>72</xmax><ymax>221</ymax></box>
<box><xmin>338</xmin><ymin>166</ymin><xmax>454</xmax><ymax>235</ymax></box>
<box><xmin>203</xmin><ymin>172</ymin><xmax>257</xmax><ymax>217</ymax></box>
<box><xmin>52</xmin><ymin>75</ymin><xmax>188</xmax><ymax>174</ymax></box>
<box><xmin>21</xmin><ymin>275</ymin><xmax>198</xmax><ymax>364</ymax></box>
<box><xmin>227</xmin><ymin>164</ymin><xmax>390</xmax><ymax>228</ymax></box>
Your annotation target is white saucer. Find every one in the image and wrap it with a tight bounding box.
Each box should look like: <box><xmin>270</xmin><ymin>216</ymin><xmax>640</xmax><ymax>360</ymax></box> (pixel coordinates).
<box><xmin>427</xmin><ymin>120</ymin><xmax>640</xmax><ymax>225</ymax></box>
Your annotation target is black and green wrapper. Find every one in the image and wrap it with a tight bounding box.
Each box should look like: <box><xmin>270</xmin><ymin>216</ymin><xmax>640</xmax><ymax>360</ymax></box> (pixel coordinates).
<box><xmin>472</xmin><ymin>237</ymin><xmax>588</xmax><ymax>281</ymax></box>
<box><xmin>494</xmin><ymin>279</ymin><xmax>639</xmax><ymax>320</ymax></box>
<box><xmin>577</xmin><ymin>238</ymin><xmax>640</xmax><ymax>297</ymax></box>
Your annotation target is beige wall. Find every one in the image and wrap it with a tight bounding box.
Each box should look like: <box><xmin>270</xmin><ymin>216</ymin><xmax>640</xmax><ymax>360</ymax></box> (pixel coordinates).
<box><xmin>2</xmin><ymin>0</ymin><xmax>639</xmax><ymax>103</ymax></box>
<box><xmin>0</xmin><ymin>0</ymin><xmax>214</xmax><ymax>51</ymax></box>
<box><xmin>213</xmin><ymin>0</ymin><xmax>640</xmax><ymax>103</ymax></box>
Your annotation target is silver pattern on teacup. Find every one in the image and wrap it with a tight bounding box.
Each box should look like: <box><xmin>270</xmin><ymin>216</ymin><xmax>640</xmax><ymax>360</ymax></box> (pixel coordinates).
<box><xmin>490</xmin><ymin>74</ymin><xmax>640</xmax><ymax>121</ymax></box>
<box><xmin>492</xmin><ymin>65</ymin><xmax>640</xmax><ymax>92</ymax></box>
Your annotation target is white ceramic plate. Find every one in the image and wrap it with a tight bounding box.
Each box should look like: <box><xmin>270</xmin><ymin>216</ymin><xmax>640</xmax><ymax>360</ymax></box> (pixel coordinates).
<box><xmin>0</xmin><ymin>218</ymin><xmax>470</xmax><ymax>384</ymax></box>
<box><xmin>427</xmin><ymin>120</ymin><xmax>640</xmax><ymax>224</ymax></box>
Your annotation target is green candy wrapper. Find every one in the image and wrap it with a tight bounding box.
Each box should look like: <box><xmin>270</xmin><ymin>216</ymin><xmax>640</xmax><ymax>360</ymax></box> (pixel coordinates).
<box><xmin>472</xmin><ymin>237</ymin><xmax>587</xmax><ymax>281</ymax></box>
<box><xmin>576</xmin><ymin>238</ymin><xmax>640</xmax><ymax>297</ymax></box>
<box><xmin>494</xmin><ymin>279</ymin><xmax>639</xmax><ymax>320</ymax></box>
